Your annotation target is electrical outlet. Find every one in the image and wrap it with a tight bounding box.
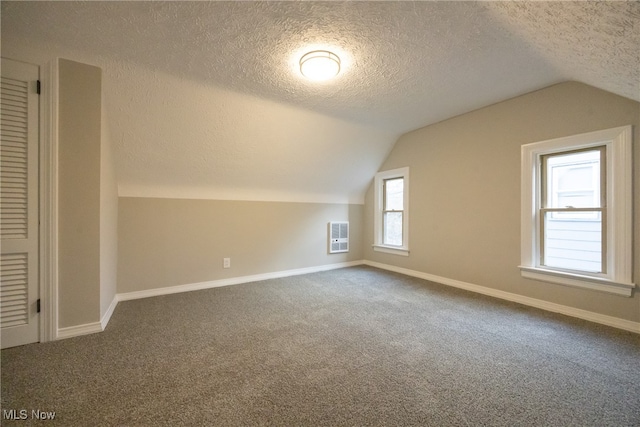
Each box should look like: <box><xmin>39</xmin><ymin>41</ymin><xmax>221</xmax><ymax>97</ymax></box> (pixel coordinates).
<box><xmin>223</xmin><ymin>258</ymin><xmax>231</xmax><ymax>269</ymax></box>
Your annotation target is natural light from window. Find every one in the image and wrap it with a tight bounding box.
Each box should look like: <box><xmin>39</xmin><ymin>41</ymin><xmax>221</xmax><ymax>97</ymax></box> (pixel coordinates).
<box><xmin>542</xmin><ymin>149</ymin><xmax>603</xmax><ymax>273</ymax></box>
<box><xmin>383</xmin><ymin>177</ymin><xmax>404</xmax><ymax>246</ymax></box>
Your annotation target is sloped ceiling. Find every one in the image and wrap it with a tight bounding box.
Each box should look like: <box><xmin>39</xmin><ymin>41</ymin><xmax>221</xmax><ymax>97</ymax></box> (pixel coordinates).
<box><xmin>2</xmin><ymin>1</ymin><xmax>639</xmax><ymax>203</ymax></box>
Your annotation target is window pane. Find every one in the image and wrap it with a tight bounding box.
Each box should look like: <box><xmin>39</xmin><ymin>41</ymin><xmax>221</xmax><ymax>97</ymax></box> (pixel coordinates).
<box><xmin>383</xmin><ymin>212</ymin><xmax>403</xmax><ymax>246</ymax></box>
<box><xmin>384</xmin><ymin>178</ymin><xmax>404</xmax><ymax>211</ymax></box>
<box><xmin>543</xmin><ymin>211</ymin><xmax>602</xmax><ymax>273</ymax></box>
<box><xmin>545</xmin><ymin>150</ymin><xmax>600</xmax><ymax>209</ymax></box>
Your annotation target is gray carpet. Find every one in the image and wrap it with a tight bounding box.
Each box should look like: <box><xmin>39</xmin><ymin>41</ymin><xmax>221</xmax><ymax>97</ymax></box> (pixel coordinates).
<box><xmin>2</xmin><ymin>266</ymin><xmax>639</xmax><ymax>426</ymax></box>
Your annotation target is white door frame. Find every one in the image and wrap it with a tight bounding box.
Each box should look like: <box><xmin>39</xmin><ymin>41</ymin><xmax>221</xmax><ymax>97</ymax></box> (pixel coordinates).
<box><xmin>39</xmin><ymin>59</ymin><xmax>58</xmax><ymax>342</ymax></box>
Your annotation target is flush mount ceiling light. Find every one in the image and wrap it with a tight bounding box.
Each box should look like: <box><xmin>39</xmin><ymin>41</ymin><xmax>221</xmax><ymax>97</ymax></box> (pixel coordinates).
<box><xmin>299</xmin><ymin>50</ymin><xmax>341</xmax><ymax>81</ymax></box>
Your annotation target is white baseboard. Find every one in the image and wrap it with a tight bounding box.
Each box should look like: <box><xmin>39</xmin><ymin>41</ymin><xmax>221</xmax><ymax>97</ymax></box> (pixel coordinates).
<box><xmin>57</xmin><ymin>322</ymin><xmax>103</xmax><ymax>340</ymax></box>
<box><xmin>117</xmin><ymin>260</ymin><xmax>365</xmax><ymax>302</ymax></box>
<box><xmin>57</xmin><ymin>260</ymin><xmax>638</xmax><ymax>339</ymax></box>
<box><xmin>101</xmin><ymin>295</ymin><xmax>118</xmax><ymax>330</ymax></box>
<box><xmin>56</xmin><ymin>295</ymin><xmax>118</xmax><ymax>340</ymax></box>
<box><xmin>55</xmin><ymin>261</ymin><xmax>364</xmax><ymax>340</ymax></box>
<box><xmin>364</xmin><ymin>260</ymin><xmax>640</xmax><ymax>334</ymax></box>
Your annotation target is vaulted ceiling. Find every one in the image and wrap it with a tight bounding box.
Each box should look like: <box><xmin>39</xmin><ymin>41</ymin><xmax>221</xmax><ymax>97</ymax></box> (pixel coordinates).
<box><xmin>2</xmin><ymin>1</ymin><xmax>639</xmax><ymax>203</ymax></box>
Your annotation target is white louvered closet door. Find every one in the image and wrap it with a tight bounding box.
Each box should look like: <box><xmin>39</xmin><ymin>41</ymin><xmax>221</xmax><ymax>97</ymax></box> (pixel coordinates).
<box><xmin>1</xmin><ymin>58</ymin><xmax>39</xmax><ymax>349</ymax></box>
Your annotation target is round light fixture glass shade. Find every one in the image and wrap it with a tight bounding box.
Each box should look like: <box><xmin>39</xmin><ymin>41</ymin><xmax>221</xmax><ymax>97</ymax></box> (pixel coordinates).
<box><xmin>299</xmin><ymin>50</ymin><xmax>341</xmax><ymax>81</ymax></box>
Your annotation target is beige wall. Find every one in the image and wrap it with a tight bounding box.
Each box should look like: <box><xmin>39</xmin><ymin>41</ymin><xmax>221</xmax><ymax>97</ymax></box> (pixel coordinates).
<box><xmin>117</xmin><ymin>198</ymin><xmax>362</xmax><ymax>293</ymax></box>
<box><xmin>365</xmin><ymin>82</ymin><xmax>640</xmax><ymax>322</ymax></box>
<box><xmin>100</xmin><ymin>93</ymin><xmax>118</xmax><ymax>318</ymax></box>
<box><xmin>58</xmin><ymin>59</ymin><xmax>102</xmax><ymax>327</ymax></box>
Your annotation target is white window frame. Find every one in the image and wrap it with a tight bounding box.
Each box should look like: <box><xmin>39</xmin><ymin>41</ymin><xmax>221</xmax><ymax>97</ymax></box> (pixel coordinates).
<box><xmin>520</xmin><ymin>126</ymin><xmax>634</xmax><ymax>296</ymax></box>
<box><xmin>373</xmin><ymin>167</ymin><xmax>409</xmax><ymax>256</ymax></box>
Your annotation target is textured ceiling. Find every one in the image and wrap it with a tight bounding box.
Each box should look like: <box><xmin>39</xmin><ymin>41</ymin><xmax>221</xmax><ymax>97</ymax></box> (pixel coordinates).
<box><xmin>2</xmin><ymin>1</ymin><xmax>639</xmax><ymax>202</ymax></box>
<box><xmin>5</xmin><ymin>1</ymin><xmax>639</xmax><ymax>131</ymax></box>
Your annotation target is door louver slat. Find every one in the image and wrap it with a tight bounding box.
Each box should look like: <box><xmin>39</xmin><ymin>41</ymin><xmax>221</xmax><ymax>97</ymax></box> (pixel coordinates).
<box><xmin>0</xmin><ymin>253</ymin><xmax>29</xmax><ymax>328</ymax></box>
<box><xmin>0</xmin><ymin>76</ymin><xmax>29</xmax><ymax>240</ymax></box>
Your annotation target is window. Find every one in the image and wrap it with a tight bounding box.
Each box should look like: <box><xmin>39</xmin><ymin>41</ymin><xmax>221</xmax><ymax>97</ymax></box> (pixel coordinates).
<box><xmin>374</xmin><ymin>167</ymin><xmax>409</xmax><ymax>256</ymax></box>
<box><xmin>541</xmin><ymin>148</ymin><xmax>604</xmax><ymax>273</ymax></box>
<box><xmin>520</xmin><ymin>126</ymin><xmax>633</xmax><ymax>296</ymax></box>
<box><xmin>383</xmin><ymin>177</ymin><xmax>404</xmax><ymax>246</ymax></box>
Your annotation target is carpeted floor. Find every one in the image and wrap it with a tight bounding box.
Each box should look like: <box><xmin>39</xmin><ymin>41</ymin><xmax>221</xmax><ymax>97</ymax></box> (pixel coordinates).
<box><xmin>2</xmin><ymin>266</ymin><xmax>639</xmax><ymax>426</ymax></box>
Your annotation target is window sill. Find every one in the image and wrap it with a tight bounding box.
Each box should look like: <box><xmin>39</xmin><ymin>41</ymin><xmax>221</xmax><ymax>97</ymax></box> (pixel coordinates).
<box><xmin>373</xmin><ymin>245</ymin><xmax>409</xmax><ymax>256</ymax></box>
<box><xmin>519</xmin><ymin>266</ymin><xmax>635</xmax><ymax>297</ymax></box>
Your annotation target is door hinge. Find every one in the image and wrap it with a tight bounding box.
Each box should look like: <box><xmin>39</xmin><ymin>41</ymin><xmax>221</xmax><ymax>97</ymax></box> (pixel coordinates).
<box><xmin>37</xmin><ymin>299</ymin><xmax>41</xmax><ymax>313</ymax></box>
<box><xmin>36</xmin><ymin>80</ymin><xmax>41</xmax><ymax>95</ymax></box>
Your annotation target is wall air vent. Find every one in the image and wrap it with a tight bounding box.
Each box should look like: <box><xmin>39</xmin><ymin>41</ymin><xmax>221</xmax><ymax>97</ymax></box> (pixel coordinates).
<box><xmin>329</xmin><ymin>222</ymin><xmax>349</xmax><ymax>254</ymax></box>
